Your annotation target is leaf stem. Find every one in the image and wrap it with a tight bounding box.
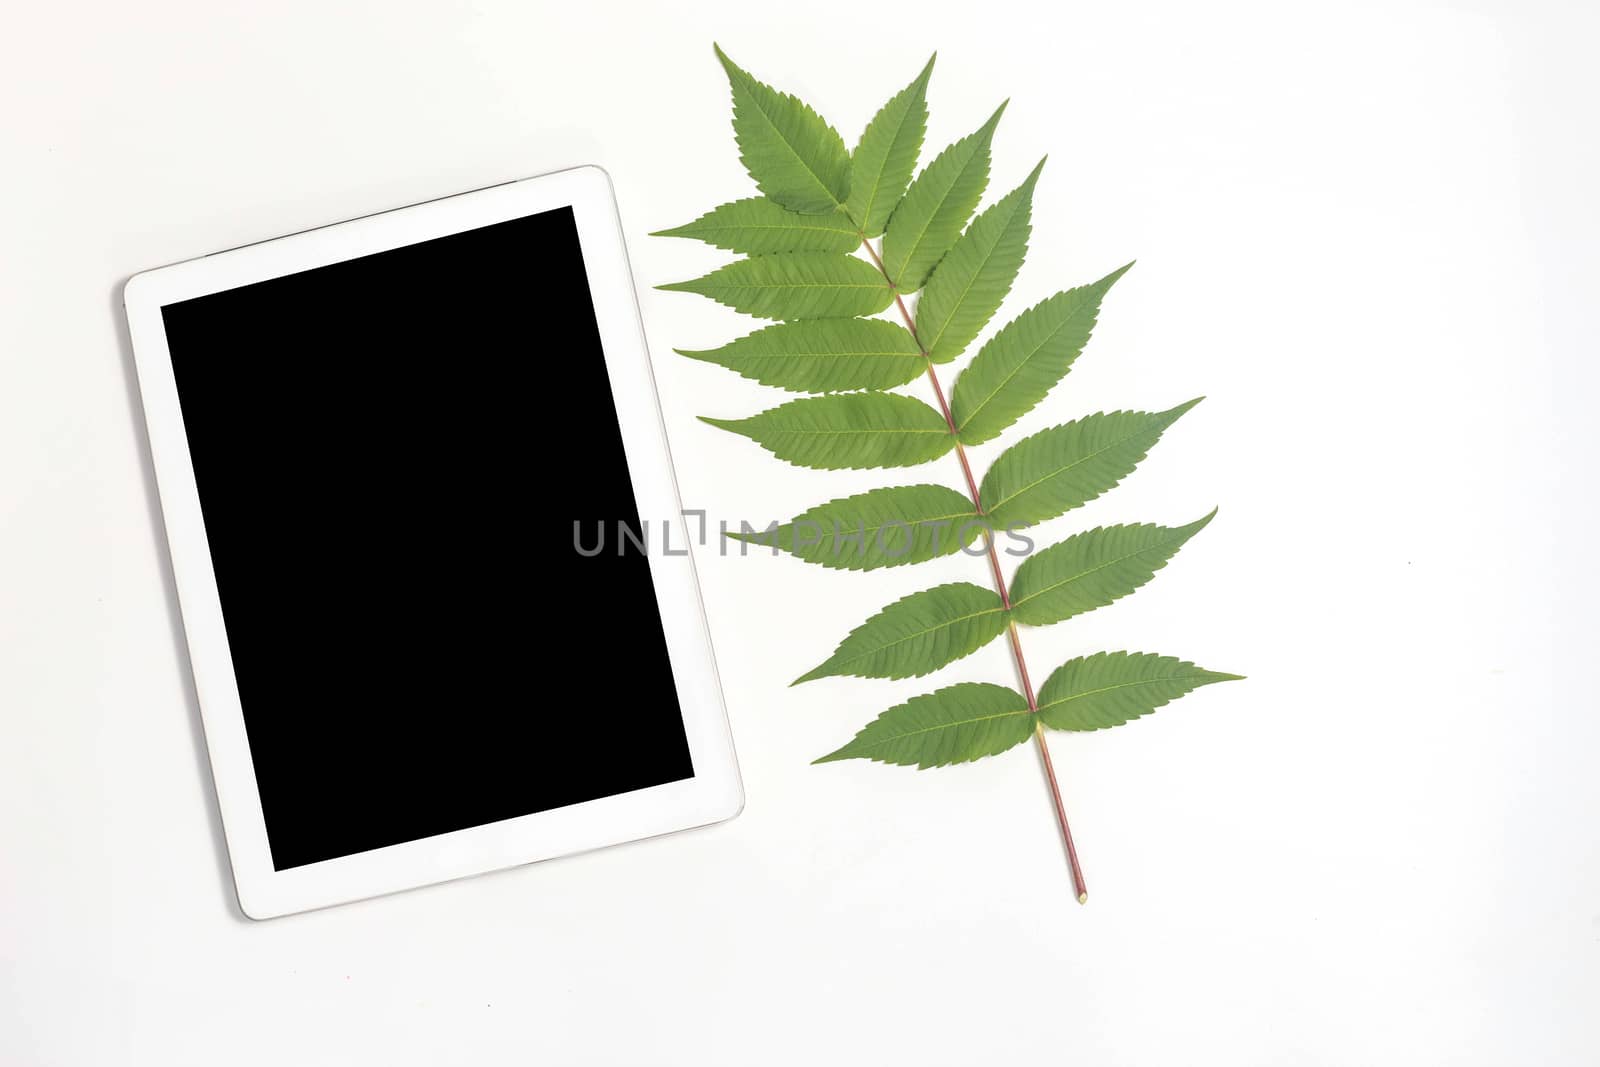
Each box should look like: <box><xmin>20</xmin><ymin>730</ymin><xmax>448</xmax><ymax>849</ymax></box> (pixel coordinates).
<box><xmin>860</xmin><ymin>235</ymin><xmax>1088</xmax><ymax>905</ymax></box>
<box><xmin>1033</xmin><ymin>720</ymin><xmax>1088</xmax><ymax>905</ymax></box>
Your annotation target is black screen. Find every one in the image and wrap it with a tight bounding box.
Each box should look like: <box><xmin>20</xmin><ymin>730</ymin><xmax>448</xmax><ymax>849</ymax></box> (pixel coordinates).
<box><xmin>161</xmin><ymin>205</ymin><xmax>694</xmax><ymax>870</ymax></box>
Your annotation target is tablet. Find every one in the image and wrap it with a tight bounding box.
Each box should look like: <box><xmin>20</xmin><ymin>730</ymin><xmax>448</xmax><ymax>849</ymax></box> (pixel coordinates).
<box><xmin>123</xmin><ymin>166</ymin><xmax>742</xmax><ymax>919</ymax></box>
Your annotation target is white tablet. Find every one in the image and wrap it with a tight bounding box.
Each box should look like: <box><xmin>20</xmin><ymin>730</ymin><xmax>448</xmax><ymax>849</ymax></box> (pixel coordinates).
<box><xmin>123</xmin><ymin>166</ymin><xmax>743</xmax><ymax>920</ymax></box>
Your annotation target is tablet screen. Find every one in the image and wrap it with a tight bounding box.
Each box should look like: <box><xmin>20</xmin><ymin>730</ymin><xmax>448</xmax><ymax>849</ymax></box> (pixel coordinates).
<box><xmin>159</xmin><ymin>206</ymin><xmax>695</xmax><ymax>870</ymax></box>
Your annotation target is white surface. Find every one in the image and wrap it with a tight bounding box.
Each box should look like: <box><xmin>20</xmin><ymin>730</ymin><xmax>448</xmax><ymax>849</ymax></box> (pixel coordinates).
<box><xmin>122</xmin><ymin>167</ymin><xmax>741</xmax><ymax>919</ymax></box>
<box><xmin>2</xmin><ymin>0</ymin><xmax>1596</xmax><ymax>1062</ymax></box>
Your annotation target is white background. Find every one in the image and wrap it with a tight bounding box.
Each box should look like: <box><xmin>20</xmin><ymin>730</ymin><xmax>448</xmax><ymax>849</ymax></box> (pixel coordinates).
<box><xmin>2</xmin><ymin>0</ymin><xmax>1596</xmax><ymax>1063</ymax></box>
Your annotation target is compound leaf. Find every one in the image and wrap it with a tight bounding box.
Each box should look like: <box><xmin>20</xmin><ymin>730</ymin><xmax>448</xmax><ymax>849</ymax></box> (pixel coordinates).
<box><xmin>1009</xmin><ymin>513</ymin><xmax>1215</xmax><ymax>626</ymax></box>
<box><xmin>676</xmin><ymin>318</ymin><xmax>923</xmax><ymax>393</ymax></box>
<box><xmin>701</xmin><ymin>393</ymin><xmax>954</xmax><ymax>470</ymax></box>
<box><xmin>729</xmin><ymin>484</ymin><xmax>982</xmax><ymax>570</ymax></box>
<box><xmin>951</xmin><ymin>263</ymin><xmax>1133</xmax><ymax>443</ymax></box>
<box><xmin>659</xmin><ymin>253</ymin><xmax>892</xmax><ymax>320</ymax></box>
<box><xmin>815</xmin><ymin>682</ymin><xmax>1033</xmax><ymax>768</ymax></box>
<box><xmin>795</xmin><ymin>581</ymin><xmax>1009</xmax><ymax>683</ymax></box>
<box><xmin>916</xmin><ymin>160</ymin><xmax>1042</xmax><ymax>363</ymax></box>
<box><xmin>652</xmin><ymin>197</ymin><xmax>861</xmax><ymax>254</ymax></box>
<box><xmin>714</xmin><ymin>44</ymin><xmax>851</xmax><ymax>214</ymax></box>
<box><xmin>1036</xmin><ymin>652</ymin><xmax>1243</xmax><ymax>732</ymax></box>
<box><xmin>881</xmin><ymin>103</ymin><xmax>1005</xmax><ymax>292</ymax></box>
<box><xmin>656</xmin><ymin>48</ymin><xmax>1241</xmax><ymax>814</ymax></box>
<box><xmin>979</xmin><ymin>401</ymin><xmax>1201</xmax><ymax>528</ymax></box>
<box><xmin>846</xmin><ymin>55</ymin><xmax>934</xmax><ymax>237</ymax></box>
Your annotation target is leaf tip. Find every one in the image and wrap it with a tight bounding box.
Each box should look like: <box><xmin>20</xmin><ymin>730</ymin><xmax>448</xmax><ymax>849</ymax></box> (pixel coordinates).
<box><xmin>697</xmin><ymin>414</ymin><xmax>743</xmax><ymax>434</ymax></box>
<box><xmin>981</xmin><ymin>99</ymin><xmax>1010</xmax><ymax>134</ymax></box>
<box><xmin>1165</xmin><ymin>396</ymin><xmax>1205</xmax><ymax>420</ymax></box>
<box><xmin>712</xmin><ymin>42</ymin><xmax>746</xmax><ymax>84</ymax></box>
<box><xmin>1186</xmin><ymin>506</ymin><xmax>1221</xmax><ymax>535</ymax></box>
<box><xmin>1101</xmin><ymin>260</ymin><xmax>1137</xmax><ymax>287</ymax></box>
<box><xmin>791</xmin><ymin>663</ymin><xmax>830</xmax><ymax>687</ymax></box>
<box><xmin>811</xmin><ymin>746</ymin><xmax>850</xmax><ymax>765</ymax></box>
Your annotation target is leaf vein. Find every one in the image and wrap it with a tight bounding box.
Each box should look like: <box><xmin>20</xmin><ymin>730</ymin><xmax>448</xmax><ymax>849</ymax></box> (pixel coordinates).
<box><xmin>830</xmin><ymin>606</ymin><xmax>1007</xmax><ymax>670</ymax></box>
<box><xmin>1011</xmin><ymin>532</ymin><xmax>1191</xmax><ymax>610</ymax></box>
<box><xmin>852</xmin><ymin>709</ymin><xmax>1034</xmax><ymax>749</ymax></box>
<box><xmin>1035</xmin><ymin>675</ymin><xmax>1199</xmax><ymax>714</ymax></box>
<box><xmin>984</xmin><ymin>422</ymin><xmax>1156</xmax><ymax>515</ymax></box>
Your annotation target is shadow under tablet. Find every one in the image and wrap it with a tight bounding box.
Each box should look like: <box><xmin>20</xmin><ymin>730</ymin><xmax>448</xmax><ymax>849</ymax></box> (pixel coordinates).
<box><xmin>158</xmin><ymin>206</ymin><xmax>693</xmax><ymax>871</ymax></box>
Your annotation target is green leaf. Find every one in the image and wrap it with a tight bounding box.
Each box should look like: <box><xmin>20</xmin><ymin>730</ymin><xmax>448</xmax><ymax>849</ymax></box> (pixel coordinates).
<box><xmin>1036</xmin><ymin>652</ymin><xmax>1243</xmax><ymax>732</ymax></box>
<box><xmin>701</xmin><ymin>393</ymin><xmax>954</xmax><ymax>470</ymax></box>
<box><xmin>815</xmin><ymin>682</ymin><xmax>1033</xmax><ymax>768</ymax></box>
<box><xmin>730</xmin><ymin>484</ymin><xmax>982</xmax><ymax>570</ymax></box>
<box><xmin>1008</xmin><ymin>512</ymin><xmax>1216</xmax><ymax>626</ymax></box>
<box><xmin>676</xmin><ymin>318</ymin><xmax>923</xmax><ymax>393</ymax></box>
<box><xmin>795</xmin><ymin>581</ymin><xmax>1009</xmax><ymax>683</ymax></box>
<box><xmin>658</xmin><ymin>254</ymin><xmax>893</xmax><ymax>320</ymax></box>
<box><xmin>846</xmin><ymin>55</ymin><xmax>934</xmax><ymax>237</ymax></box>
<box><xmin>979</xmin><ymin>401</ymin><xmax>1201</xmax><ymax>528</ymax></box>
<box><xmin>651</xmin><ymin>197</ymin><xmax>861</xmax><ymax>254</ymax></box>
<box><xmin>881</xmin><ymin>103</ymin><xmax>1005</xmax><ymax>292</ymax></box>
<box><xmin>714</xmin><ymin>44</ymin><xmax>851</xmax><ymax>214</ymax></box>
<box><xmin>951</xmin><ymin>263</ymin><xmax>1133</xmax><ymax>444</ymax></box>
<box><xmin>916</xmin><ymin>161</ymin><xmax>1042</xmax><ymax>364</ymax></box>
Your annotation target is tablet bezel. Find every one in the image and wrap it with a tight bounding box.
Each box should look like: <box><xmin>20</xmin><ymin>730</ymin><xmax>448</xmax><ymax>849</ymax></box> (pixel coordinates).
<box><xmin>123</xmin><ymin>166</ymin><xmax>743</xmax><ymax>920</ymax></box>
